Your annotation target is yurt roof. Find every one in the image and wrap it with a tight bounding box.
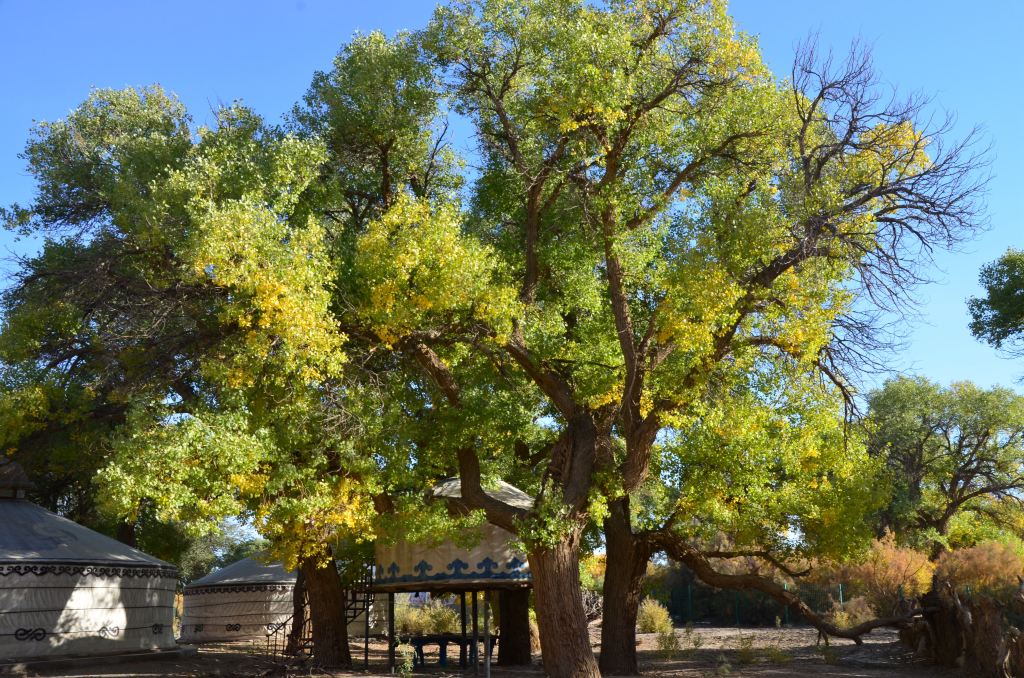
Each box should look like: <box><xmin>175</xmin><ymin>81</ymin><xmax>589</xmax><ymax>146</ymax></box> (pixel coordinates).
<box><xmin>431</xmin><ymin>477</ymin><xmax>534</xmax><ymax>510</ymax></box>
<box><xmin>188</xmin><ymin>556</ymin><xmax>295</xmax><ymax>588</ymax></box>
<box><xmin>0</xmin><ymin>500</ymin><xmax>175</xmax><ymax>571</ymax></box>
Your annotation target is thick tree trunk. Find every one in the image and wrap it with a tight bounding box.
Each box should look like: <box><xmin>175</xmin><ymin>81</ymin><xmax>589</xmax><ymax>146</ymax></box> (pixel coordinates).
<box><xmin>530</xmin><ymin>531</ymin><xmax>601</xmax><ymax>678</ymax></box>
<box><xmin>300</xmin><ymin>550</ymin><xmax>352</xmax><ymax>667</ymax></box>
<box><xmin>285</xmin><ymin>568</ymin><xmax>307</xmax><ymax>655</ymax></box>
<box><xmin>599</xmin><ymin>498</ymin><xmax>650</xmax><ymax>676</ymax></box>
<box><xmin>498</xmin><ymin>588</ymin><xmax>532</xmax><ymax>665</ymax></box>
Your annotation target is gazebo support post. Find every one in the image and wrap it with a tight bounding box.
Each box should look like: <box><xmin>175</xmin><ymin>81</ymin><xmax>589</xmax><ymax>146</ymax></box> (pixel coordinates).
<box><xmin>472</xmin><ymin>590</ymin><xmax>479</xmax><ymax>675</ymax></box>
<box><xmin>387</xmin><ymin>591</ymin><xmax>395</xmax><ymax>674</ymax></box>
<box><xmin>461</xmin><ymin>591</ymin><xmax>468</xmax><ymax>668</ymax></box>
<box><xmin>484</xmin><ymin>591</ymin><xmax>491</xmax><ymax>678</ymax></box>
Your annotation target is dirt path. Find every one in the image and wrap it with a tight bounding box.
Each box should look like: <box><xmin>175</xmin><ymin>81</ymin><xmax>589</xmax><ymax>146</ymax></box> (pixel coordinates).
<box><xmin>5</xmin><ymin>626</ymin><xmax>961</xmax><ymax>677</ymax></box>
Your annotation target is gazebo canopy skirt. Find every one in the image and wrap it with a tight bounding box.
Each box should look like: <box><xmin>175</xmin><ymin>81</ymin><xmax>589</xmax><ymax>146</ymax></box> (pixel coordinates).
<box><xmin>373</xmin><ymin>525</ymin><xmax>531</xmax><ymax>593</ymax></box>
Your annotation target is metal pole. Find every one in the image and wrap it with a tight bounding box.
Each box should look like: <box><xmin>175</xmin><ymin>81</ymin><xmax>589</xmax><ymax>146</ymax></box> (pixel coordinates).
<box><xmin>387</xmin><ymin>592</ymin><xmax>395</xmax><ymax>674</ymax></box>
<box><xmin>472</xmin><ymin>590</ymin><xmax>480</xmax><ymax>676</ymax></box>
<box><xmin>483</xmin><ymin>592</ymin><xmax>491</xmax><ymax>678</ymax></box>
<box><xmin>364</xmin><ymin>591</ymin><xmax>371</xmax><ymax>669</ymax></box>
<box><xmin>783</xmin><ymin>583</ymin><xmax>790</xmax><ymax>626</ymax></box>
<box><xmin>838</xmin><ymin>583</ymin><xmax>844</xmax><ymax>606</ymax></box>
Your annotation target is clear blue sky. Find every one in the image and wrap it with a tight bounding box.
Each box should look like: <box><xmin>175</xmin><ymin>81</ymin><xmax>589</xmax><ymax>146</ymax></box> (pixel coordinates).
<box><xmin>1</xmin><ymin>0</ymin><xmax>1021</xmax><ymax>393</ymax></box>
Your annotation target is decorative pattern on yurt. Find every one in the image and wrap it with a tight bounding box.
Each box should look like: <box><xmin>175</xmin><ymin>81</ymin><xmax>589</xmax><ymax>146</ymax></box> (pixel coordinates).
<box><xmin>0</xmin><ymin>461</ymin><xmax>178</xmax><ymax>660</ymax></box>
<box><xmin>180</xmin><ymin>556</ymin><xmax>296</xmax><ymax>643</ymax></box>
<box><xmin>374</xmin><ymin>478</ymin><xmax>533</xmax><ymax>591</ymax></box>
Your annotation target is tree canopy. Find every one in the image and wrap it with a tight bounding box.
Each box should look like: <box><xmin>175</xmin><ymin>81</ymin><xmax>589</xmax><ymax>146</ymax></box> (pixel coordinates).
<box><xmin>970</xmin><ymin>249</ymin><xmax>1024</xmax><ymax>358</ymax></box>
<box><xmin>866</xmin><ymin>376</ymin><xmax>1024</xmax><ymax>557</ymax></box>
<box><xmin>0</xmin><ymin>1</ymin><xmax>988</xmax><ymax>675</ymax></box>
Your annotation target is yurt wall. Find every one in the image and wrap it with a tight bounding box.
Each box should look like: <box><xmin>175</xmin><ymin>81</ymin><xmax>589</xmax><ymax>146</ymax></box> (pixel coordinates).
<box><xmin>0</xmin><ymin>494</ymin><xmax>178</xmax><ymax>660</ymax></box>
<box><xmin>180</xmin><ymin>557</ymin><xmax>294</xmax><ymax>643</ymax></box>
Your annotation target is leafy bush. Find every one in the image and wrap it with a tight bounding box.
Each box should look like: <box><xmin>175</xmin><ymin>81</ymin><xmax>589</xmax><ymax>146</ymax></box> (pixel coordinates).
<box><xmin>765</xmin><ymin>645</ymin><xmax>792</xmax><ymax>664</ymax></box>
<box><xmin>936</xmin><ymin>541</ymin><xmax>1024</xmax><ymax>593</ymax></box>
<box><xmin>580</xmin><ymin>553</ymin><xmax>606</xmax><ymax>592</ymax></box>
<box><xmin>637</xmin><ymin>597</ymin><xmax>673</xmax><ymax>634</ymax></box>
<box><xmin>735</xmin><ymin>634</ymin><xmax>757</xmax><ymax>665</ymax></box>
<box><xmin>682</xmin><ymin>622</ymin><xmax>703</xmax><ymax>654</ymax></box>
<box><xmin>844</xmin><ymin>533</ymin><xmax>933</xmax><ymax>613</ymax></box>
<box><xmin>394</xmin><ymin>598</ymin><xmax>460</xmax><ymax>635</ymax></box>
<box><xmin>396</xmin><ymin>643</ymin><xmax>415</xmax><ymax>678</ymax></box>
<box><xmin>528</xmin><ymin>608</ymin><xmax>541</xmax><ymax>652</ymax></box>
<box><xmin>826</xmin><ymin>595</ymin><xmax>876</xmax><ymax>628</ymax></box>
<box><xmin>423</xmin><ymin>599</ymin><xmax>460</xmax><ymax>634</ymax></box>
<box><xmin>657</xmin><ymin>627</ymin><xmax>680</xmax><ymax>658</ymax></box>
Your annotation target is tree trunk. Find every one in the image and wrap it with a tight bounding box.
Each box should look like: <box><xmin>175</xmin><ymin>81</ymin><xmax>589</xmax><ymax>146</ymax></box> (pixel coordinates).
<box><xmin>285</xmin><ymin>568</ymin><xmax>307</xmax><ymax>655</ymax></box>
<box><xmin>498</xmin><ymin>588</ymin><xmax>532</xmax><ymax>665</ymax></box>
<box><xmin>530</xmin><ymin>529</ymin><xmax>601</xmax><ymax>678</ymax></box>
<box><xmin>300</xmin><ymin>550</ymin><xmax>352</xmax><ymax>667</ymax></box>
<box><xmin>599</xmin><ymin>498</ymin><xmax>650</xmax><ymax>676</ymax></box>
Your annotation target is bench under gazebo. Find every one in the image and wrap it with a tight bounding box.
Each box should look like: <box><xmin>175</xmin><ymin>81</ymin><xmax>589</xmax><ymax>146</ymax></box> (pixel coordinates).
<box><xmin>372</xmin><ymin>478</ymin><xmax>533</xmax><ymax>671</ymax></box>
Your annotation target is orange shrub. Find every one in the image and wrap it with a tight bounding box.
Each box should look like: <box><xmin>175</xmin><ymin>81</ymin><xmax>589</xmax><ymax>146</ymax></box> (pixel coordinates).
<box><xmin>936</xmin><ymin>541</ymin><xmax>1024</xmax><ymax>593</ymax></box>
<box><xmin>844</xmin><ymin>533</ymin><xmax>933</xmax><ymax>614</ymax></box>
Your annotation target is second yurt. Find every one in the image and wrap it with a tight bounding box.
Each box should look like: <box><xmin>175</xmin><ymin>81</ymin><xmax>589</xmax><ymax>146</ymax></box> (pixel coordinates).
<box><xmin>0</xmin><ymin>461</ymin><xmax>178</xmax><ymax>660</ymax></box>
<box><xmin>180</xmin><ymin>556</ymin><xmax>295</xmax><ymax>643</ymax></box>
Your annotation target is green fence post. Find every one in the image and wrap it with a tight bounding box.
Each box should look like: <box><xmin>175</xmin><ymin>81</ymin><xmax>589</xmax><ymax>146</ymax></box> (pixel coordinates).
<box><xmin>783</xmin><ymin>583</ymin><xmax>790</xmax><ymax>626</ymax></box>
<box><xmin>838</xmin><ymin>583</ymin><xmax>844</xmax><ymax>606</ymax></box>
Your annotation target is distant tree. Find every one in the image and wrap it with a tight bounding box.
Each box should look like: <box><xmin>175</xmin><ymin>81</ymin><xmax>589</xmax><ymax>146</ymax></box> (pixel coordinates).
<box><xmin>866</xmin><ymin>376</ymin><xmax>1024</xmax><ymax>558</ymax></box>
<box><xmin>969</xmin><ymin>249</ymin><xmax>1024</xmax><ymax>357</ymax></box>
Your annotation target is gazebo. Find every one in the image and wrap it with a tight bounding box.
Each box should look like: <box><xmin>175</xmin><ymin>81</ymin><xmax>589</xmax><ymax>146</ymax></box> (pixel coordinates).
<box><xmin>0</xmin><ymin>461</ymin><xmax>178</xmax><ymax>661</ymax></box>
<box><xmin>373</xmin><ymin>478</ymin><xmax>533</xmax><ymax>670</ymax></box>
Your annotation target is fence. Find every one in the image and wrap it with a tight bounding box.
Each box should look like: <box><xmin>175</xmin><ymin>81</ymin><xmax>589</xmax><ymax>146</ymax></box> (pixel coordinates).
<box><xmin>649</xmin><ymin>567</ymin><xmax>853</xmax><ymax>627</ymax></box>
<box><xmin>662</xmin><ymin>579</ymin><xmax>848</xmax><ymax>626</ymax></box>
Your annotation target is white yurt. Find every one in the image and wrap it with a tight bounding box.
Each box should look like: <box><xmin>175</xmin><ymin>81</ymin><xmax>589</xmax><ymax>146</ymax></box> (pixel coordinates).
<box><xmin>180</xmin><ymin>556</ymin><xmax>296</xmax><ymax>643</ymax></box>
<box><xmin>0</xmin><ymin>461</ymin><xmax>178</xmax><ymax>660</ymax></box>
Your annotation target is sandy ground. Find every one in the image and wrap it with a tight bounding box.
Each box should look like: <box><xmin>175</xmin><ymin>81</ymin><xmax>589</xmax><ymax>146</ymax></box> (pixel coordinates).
<box><xmin>3</xmin><ymin>626</ymin><xmax>962</xmax><ymax>678</ymax></box>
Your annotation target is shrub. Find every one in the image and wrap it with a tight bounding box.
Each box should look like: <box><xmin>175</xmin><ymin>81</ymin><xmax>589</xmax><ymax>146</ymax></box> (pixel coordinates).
<box><xmin>936</xmin><ymin>541</ymin><xmax>1024</xmax><ymax>593</ymax></box>
<box><xmin>657</xmin><ymin>627</ymin><xmax>680</xmax><ymax>658</ymax></box>
<box><xmin>637</xmin><ymin>597</ymin><xmax>673</xmax><ymax>634</ymax></box>
<box><xmin>765</xmin><ymin>645</ymin><xmax>792</xmax><ymax>664</ymax></box>
<box><xmin>844</xmin><ymin>533</ymin><xmax>933</xmax><ymax>613</ymax></box>
<box><xmin>394</xmin><ymin>601</ymin><xmax>422</xmax><ymax>635</ymax></box>
<box><xmin>396</xmin><ymin>643</ymin><xmax>415</xmax><ymax>678</ymax></box>
<box><xmin>826</xmin><ymin>596</ymin><xmax>876</xmax><ymax>628</ymax></box>
<box><xmin>423</xmin><ymin>599</ymin><xmax>460</xmax><ymax>634</ymax></box>
<box><xmin>682</xmin><ymin>622</ymin><xmax>703</xmax><ymax>654</ymax></box>
<box><xmin>394</xmin><ymin>598</ymin><xmax>460</xmax><ymax>635</ymax></box>
<box><xmin>580</xmin><ymin>553</ymin><xmax>606</xmax><ymax>592</ymax></box>
<box><xmin>735</xmin><ymin>634</ymin><xmax>758</xmax><ymax>665</ymax></box>
<box><xmin>528</xmin><ymin>609</ymin><xmax>541</xmax><ymax>653</ymax></box>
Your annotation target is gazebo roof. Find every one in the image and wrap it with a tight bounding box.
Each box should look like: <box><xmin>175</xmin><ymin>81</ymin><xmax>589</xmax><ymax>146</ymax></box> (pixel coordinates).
<box><xmin>431</xmin><ymin>477</ymin><xmax>534</xmax><ymax>510</ymax></box>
